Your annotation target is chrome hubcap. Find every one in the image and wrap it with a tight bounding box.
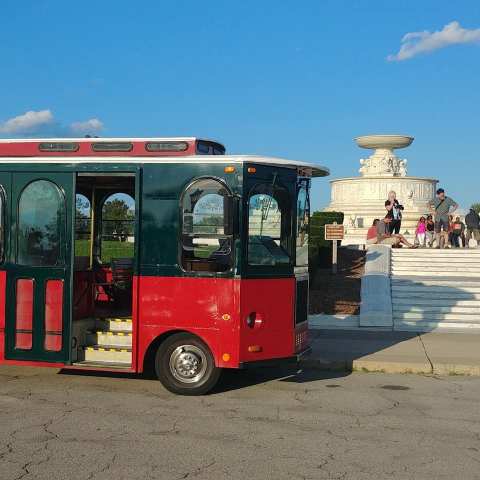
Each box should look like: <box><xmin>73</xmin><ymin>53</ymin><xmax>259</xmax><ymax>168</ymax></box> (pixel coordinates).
<box><xmin>169</xmin><ymin>345</ymin><xmax>207</xmax><ymax>384</ymax></box>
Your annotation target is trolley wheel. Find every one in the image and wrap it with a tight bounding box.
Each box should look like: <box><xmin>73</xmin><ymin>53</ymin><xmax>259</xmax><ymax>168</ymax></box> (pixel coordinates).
<box><xmin>155</xmin><ymin>333</ymin><xmax>221</xmax><ymax>395</ymax></box>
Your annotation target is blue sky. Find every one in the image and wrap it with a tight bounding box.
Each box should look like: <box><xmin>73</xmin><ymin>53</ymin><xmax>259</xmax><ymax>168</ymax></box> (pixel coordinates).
<box><xmin>0</xmin><ymin>0</ymin><xmax>479</xmax><ymax>210</ymax></box>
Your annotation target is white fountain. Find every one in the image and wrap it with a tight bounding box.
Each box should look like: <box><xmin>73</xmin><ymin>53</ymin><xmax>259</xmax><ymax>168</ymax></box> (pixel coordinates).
<box><xmin>326</xmin><ymin>135</ymin><xmax>438</xmax><ymax>245</ymax></box>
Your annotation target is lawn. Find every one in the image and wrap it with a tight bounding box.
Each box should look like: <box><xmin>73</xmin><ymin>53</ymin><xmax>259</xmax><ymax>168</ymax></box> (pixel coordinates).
<box><xmin>75</xmin><ymin>239</ymin><xmax>134</xmax><ymax>263</ymax></box>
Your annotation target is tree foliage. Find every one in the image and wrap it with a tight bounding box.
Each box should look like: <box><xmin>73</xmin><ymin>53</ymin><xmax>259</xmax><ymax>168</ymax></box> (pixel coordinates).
<box><xmin>470</xmin><ymin>203</ymin><xmax>480</xmax><ymax>215</ymax></box>
<box><xmin>103</xmin><ymin>198</ymin><xmax>134</xmax><ymax>220</ymax></box>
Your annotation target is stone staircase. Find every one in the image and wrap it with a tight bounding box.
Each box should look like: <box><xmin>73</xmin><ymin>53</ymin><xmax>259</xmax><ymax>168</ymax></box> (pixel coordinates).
<box><xmin>391</xmin><ymin>249</ymin><xmax>480</xmax><ymax>331</ymax></box>
<box><xmin>76</xmin><ymin>317</ymin><xmax>132</xmax><ymax>367</ymax></box>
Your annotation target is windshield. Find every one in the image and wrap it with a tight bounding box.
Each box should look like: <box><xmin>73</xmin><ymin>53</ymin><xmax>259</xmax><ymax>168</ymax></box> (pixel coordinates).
<box><xmin>296</xmin><ymin>179</ymin><xmax>310</xmax><ymax>266</ymax></box>
<box><xmin>247</xmin><ymin>183</ymin><xmax>292</xmax><ymax>266</ymax></box>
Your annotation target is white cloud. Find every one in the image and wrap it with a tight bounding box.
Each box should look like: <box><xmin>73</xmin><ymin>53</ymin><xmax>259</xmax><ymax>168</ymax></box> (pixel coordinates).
<box><xmin>0</xmin><ymin>110</ymin><xmax>105</xmax><ymax>137</ymax></box>
<box><xmin>387</xmin><ymin>21</ymin><xmax>480</xmax><ymax>61</ymax></box>
<box><xmin>0</xmin><ymin>109</ymin><xmax>54</xmax><ymax>134</ymax></box>
<box><xmin>69</xmin><ymin>118</ymin><xmax>104</xmax><ymax>134</ymax></box>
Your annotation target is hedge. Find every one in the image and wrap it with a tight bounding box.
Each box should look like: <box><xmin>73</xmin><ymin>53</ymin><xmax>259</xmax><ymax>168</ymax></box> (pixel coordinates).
<box><xmin>309</xmin><ymin>211</ymin><xmax>344</xmax><ymax>274</ymax></box>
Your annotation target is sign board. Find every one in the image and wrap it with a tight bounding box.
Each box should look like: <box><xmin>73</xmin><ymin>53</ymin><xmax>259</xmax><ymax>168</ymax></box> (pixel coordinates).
<box><xmin>324</xmin><ymin>224</ymin><xmax>344</xmax><ymax>241</ymax></box>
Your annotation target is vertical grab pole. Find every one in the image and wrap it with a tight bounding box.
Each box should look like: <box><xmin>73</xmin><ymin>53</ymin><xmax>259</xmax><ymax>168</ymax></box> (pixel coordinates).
<box><xmin>89</xmin><ymin>187</ymin><xmax>95</xmax><ymax>269</ymax></box>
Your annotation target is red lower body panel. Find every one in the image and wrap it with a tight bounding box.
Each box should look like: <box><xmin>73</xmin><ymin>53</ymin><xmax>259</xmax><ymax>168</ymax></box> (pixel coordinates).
<box><xmin>1</xmin><ymin>273</ymin><xmax>304</xmax><ymax>373</ymax></box>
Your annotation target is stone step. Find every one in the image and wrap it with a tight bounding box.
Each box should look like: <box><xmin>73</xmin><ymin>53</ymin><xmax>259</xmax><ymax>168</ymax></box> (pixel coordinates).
<box><xmin>392</xmin><ymin>288</ymin><xmax>480</xmax><ymax>297</ymax></box>
<box><xmin>391</xmin><ymin>277</ymin><xmax>480</xmax><ymax>288</ymax></box>
<box><xmin>97</xmin><ymin>317</ymin><xmax>132</xmax><ymax>332</ymax></box>
<box><xmin>392</xmin><ymin>296</ymin><xmax>480</xmax><ymax>308</ymax></box>
<box><xmin>82</xmin><ymin>345</ymin><xmax>132</xmax><ymax>364</ymax></box>
<box><xmin>393</xmin><ymin>312</ymin><xmax>480</xmax><ymax>322</ymax></box>
<box><xmin>393</xmin><ymin>304</ymin><xmax>480</xmax><ymax>314</ymax></box>
<box><xmin>392</xmin><ymin>264</ymin><xmax>480</xmax><ymax>271</ymax></box>
<box><xmin>87</xmin><ymin>331</ymin><xmax>132</xmax><ymax>347</ymax></box>
<box><xmin>392</xmin><ymin>257</ymin><xmax>480</xmax><ymax>264</ymax></box>
<box><xmin>393</xmin><ymin>320</ymin><xmax>480</xmax><ymax>332</ymax></box>
<box><xmin>392</xmin><ymin>249</ymin><xmax>480</xmax><ymax>254</ymax></box>
<box><xmin>391</xmin><ymin>269</ymin><xmax>480</xmax><ymax>276</ymax></box>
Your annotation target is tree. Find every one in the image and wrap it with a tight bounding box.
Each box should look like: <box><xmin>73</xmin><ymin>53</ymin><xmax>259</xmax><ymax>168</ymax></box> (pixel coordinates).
<box><xmin>102</xmin><ymin>198</ymin><xmax>135</xmax><ymax>237</ymax></box>
<box><xmin>471</xmin><ymin>203</ymin><xmax>480</xmax><ymax>215</ymax></box>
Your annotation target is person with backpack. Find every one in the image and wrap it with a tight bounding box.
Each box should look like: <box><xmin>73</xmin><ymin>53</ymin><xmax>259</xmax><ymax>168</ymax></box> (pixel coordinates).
<box><xmin>465</xmin><ymin>208</ymin><xmax>480</xmax><ymax>248</ymax></box>
<box><xmin>429</xmin><ymin>188</ymin><xmax>458</xmax><ymax>249</ymax></box>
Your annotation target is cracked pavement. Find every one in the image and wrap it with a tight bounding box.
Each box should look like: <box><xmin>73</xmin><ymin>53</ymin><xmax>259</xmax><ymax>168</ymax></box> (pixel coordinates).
<box><xmin>1</xmin><ymin>365</ymin><xmax>480</xmax><ymax>479</ymax></box>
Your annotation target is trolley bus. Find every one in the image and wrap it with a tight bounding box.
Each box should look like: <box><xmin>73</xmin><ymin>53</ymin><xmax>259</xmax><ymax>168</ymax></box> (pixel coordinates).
<box><xmin>0</xmin><ymin>137</ymin><xmax>329</xmax><ymax>394</ymax></box>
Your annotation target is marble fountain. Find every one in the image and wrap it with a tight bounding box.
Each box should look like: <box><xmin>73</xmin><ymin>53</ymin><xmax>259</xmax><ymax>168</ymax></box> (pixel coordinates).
<box><xmin>325</xmin><ymin>135</ymin><xmax>438</xmax><ymax>245</ymax></box>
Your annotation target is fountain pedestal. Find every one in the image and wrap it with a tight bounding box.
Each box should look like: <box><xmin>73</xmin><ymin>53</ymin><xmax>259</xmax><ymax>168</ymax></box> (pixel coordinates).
<box><xmin>326</xmin><ymin>135</ymin><xmax>438</xmax><ymax>245</ymax></box>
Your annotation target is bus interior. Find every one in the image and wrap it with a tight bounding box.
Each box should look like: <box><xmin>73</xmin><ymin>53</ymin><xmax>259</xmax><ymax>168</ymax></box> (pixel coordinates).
<box><xmin>72</xmin><ymin>173</ymin><xmax>136</xmax><ymax>366</ymax></box>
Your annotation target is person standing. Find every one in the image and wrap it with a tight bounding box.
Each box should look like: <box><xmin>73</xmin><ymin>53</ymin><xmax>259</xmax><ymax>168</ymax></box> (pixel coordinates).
<box><xmin>385</xmin><ymin>190</ymin><xmax>404</xmax><ymax>235</ymax></box>
<box><xmin>465</xmin><ymin>208</ymin><xmax>480</xmax><ymax>247</ymax></box>
<box><xmin>415</xmin><ymin>216</ymin><xmax>427</xmax><ymax>247</ymax></box>
<box><xmin>425</xmin><ymin>215</ymin><xmax>435</xmax><ymax>247</ymax></box>
<box><xmin>429</xmin><ymin>188</ymin><xmax>458</xmax><ymax>249</ymax></box>
<box><xmin>451</xmin><ymin>216</ymin><xmax>465</xmax><ymax>248</ymax></box>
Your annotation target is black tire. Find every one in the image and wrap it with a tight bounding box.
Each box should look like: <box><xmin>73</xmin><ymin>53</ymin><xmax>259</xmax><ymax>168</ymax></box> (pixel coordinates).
<box><xmin>155</xmin><ymin>333</ymin><xmax>221</xmax><ymax>395</ymax></box>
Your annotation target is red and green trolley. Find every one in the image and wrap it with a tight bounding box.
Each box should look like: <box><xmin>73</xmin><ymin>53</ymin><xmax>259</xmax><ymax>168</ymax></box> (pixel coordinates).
<box><xmin>0</xmin><ymin>137</ymin><xmax>329</xmax><ymax>394</ymax></box>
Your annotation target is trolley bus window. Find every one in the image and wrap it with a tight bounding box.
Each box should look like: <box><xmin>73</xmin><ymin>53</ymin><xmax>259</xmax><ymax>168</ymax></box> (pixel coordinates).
<box><xmin>100</xmin><ymin>193</ymin><xmax>135</xmax><ymax>263</ymax></box>
<box><xmin>248</xmin><ymin>184</ymin><xmax>291</xmax><ymax>266</ymax></box>
<box><xmin>181</xmin><ymin>178</ymin><xmax>232</xmax><ymax>273</ymax></box>
<box><xmin>296</xmin><ymin>180</ymin><xmax>310</xmax><ymax>267</ymax></box>
<box><xmin>75</xmin><ymin>194</ymin><xmax>91</xmax><ymax>261</ymax></box>
<box><xmin>17</xmin><ymin>180</ymin><xmax>64</xmax><ymax>266</ymax></box>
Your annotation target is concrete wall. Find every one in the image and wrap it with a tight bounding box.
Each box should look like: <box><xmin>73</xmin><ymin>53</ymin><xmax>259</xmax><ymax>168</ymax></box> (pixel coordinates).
<box><xmin>360</xmin><ymin>245</ymin><xmax>393</xmax><ymax>327</ymax></box>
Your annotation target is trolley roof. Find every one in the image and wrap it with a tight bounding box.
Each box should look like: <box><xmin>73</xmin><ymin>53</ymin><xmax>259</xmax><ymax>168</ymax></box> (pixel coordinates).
<box><xmin>0</xmin><ymin>154</ymin><xmax>329</xmax><ymax>177</ymax></box>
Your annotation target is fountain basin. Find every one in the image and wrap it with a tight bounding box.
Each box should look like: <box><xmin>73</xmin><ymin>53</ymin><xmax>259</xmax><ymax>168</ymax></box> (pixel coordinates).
<box><xmin>355</xmin><ymin>135</ymin><xmax>414</xmax><ymax>150</ymax></box>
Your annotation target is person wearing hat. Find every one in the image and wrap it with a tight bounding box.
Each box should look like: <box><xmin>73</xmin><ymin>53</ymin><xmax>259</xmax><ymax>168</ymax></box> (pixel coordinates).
<box><xmin>465</xmin><ymin>208</ymin><xmax>480</xmax><ymax>248</ymax></box>
<box><xmin>429</xmin><ymin>188</ymin><xmax>458</xmax><ymax>249</ymax></box>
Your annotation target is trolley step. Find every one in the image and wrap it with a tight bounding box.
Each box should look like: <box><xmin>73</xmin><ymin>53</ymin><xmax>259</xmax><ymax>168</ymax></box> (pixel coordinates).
<box><xmin>82</xmin><ymin>345</ymin><xmax>132</xmax><ymax>364</ymax></box>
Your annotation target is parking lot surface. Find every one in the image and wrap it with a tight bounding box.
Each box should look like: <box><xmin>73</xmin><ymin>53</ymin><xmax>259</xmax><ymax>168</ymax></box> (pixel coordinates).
<box><xmin>1</xmin><ymin>365</ymin><xmax>480</xmax><ymax>479</ymax></box>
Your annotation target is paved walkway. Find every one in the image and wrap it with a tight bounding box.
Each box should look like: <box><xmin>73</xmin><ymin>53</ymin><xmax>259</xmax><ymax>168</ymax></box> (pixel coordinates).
<box><xmin>305</xmin><ymin>329</ymin><xmax>480</xmax><ymax>375</ymax></box>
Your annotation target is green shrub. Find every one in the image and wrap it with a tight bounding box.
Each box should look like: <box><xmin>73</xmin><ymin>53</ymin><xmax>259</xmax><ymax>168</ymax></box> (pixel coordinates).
<box><xmin>309</xmin><ymin>211</ymin><xmax>344</xmax><ymax>274</ymax></box>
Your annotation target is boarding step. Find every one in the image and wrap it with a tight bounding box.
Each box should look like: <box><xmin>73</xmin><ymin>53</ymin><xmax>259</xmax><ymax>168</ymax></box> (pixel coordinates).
<box><xmin>72</xmin><ymin>360</ymin><xmax>133</xmax><ymax>370</ymax></box>
<box><xmin>82</xmin><ymin>345</ymin><xmax>132</xmax><ymax>364</ymax></box>
<box><xmin>97</xmin><ymin>317</ymin><xmax>132</xmax><ymax>332</ymax></box>
<box><xmin>87</xmin><ymin>330</ymin><xmax>132</xmax><ymax>347</ymax></box>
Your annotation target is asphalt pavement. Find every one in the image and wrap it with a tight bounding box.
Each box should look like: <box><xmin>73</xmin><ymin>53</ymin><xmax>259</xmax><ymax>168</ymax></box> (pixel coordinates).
<box><xmin>1</xmin><ymin>364</ymin><xmax>480</xmax><ymax>480</ymax></box>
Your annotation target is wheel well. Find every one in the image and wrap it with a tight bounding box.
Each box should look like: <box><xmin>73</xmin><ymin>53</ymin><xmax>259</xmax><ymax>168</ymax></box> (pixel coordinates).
<box><xmin>142</xmin><ymin>330</ymin><xmax>207</xmax><ymax>374</ymax></box>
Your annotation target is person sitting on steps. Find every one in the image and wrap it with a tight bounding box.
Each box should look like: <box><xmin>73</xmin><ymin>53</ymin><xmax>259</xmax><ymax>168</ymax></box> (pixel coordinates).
<box><xmin>366</xmin><ymin>219</ymin><xmax>380</xmax><ymax>245</ymax></box>
<box><xmin>377</xmin><ymin>215</ymin><xmax>417</xmax><ymax>248</ymax></box>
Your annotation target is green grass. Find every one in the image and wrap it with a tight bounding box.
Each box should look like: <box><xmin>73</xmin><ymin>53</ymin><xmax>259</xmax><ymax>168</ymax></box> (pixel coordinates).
<box><xmin>75</xmin><ymin>239</ymin><xmax>134</xmax><ymax>263</ymax></box>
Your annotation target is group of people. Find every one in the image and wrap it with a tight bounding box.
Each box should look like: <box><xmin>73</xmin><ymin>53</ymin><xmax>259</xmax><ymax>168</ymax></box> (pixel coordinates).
<box><xmin>366</xmin><ymin>188</ymin><xmax>480</xmax><ymax>249</ymax></box>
